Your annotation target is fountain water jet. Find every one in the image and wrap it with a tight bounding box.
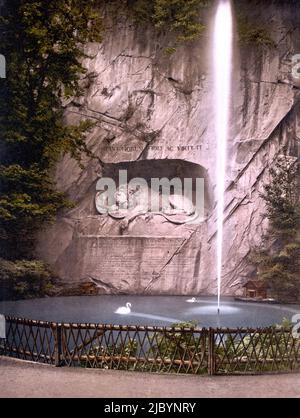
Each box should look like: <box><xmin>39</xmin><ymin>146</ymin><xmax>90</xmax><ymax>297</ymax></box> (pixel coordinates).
<box><xmin>213</xmin><ymin>0</ymin><xmax>234</xmax><ymax>313</ymax></box>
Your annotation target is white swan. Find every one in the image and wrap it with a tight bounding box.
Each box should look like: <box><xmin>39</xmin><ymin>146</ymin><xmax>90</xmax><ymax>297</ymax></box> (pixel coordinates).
<box><xmin>115</xmin><ymin>302</ymin><xmax>132</xmax><ymax>315</ymax></box>
<box><xmin>186</xmin><ymin>297</ymin><xmax>197</xmax><ymax>303</ymax></box>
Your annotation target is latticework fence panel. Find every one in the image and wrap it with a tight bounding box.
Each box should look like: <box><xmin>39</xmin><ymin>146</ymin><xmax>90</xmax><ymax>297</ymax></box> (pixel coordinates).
<box><xmin>1</xmin><ymin>318</ymin><xmax>300</xmax><ymax>375</ymax></box>
<box><xmin>1</xmin><ymin>317</ymin><xmax>56</xmax><ymax>365</ymax></box>
<box><xmin>213</xmin><ymin>328</ymin><xmax>300</xmax><ymax>374</ymax></box>
<box><xmin>61</xmin><ymin>324</ymin><xmax>209</xmax><ymax>374</ymax></box>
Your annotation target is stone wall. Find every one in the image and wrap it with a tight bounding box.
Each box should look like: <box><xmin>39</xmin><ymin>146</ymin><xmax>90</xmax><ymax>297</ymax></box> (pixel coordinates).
<box><xmin>37</xmin><ymin>0</ymin><xmax>300</xmax><ymax>295</ymax></box>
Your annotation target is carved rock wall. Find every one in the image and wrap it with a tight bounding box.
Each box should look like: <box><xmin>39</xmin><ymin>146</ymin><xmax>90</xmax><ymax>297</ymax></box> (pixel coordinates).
<box><xmin>37</xmin><ymin>0</ymin><xmax>300</xmax><ymax>295</ymax></box>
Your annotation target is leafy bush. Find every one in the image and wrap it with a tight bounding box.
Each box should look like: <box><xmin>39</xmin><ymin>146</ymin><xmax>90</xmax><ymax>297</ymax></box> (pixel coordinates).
<box><xmin>81</xmin><ymin>338</ymin><xmax>138</xmax><ymax>369</ymax></box>
<box><xmin>105</xmin><ymin>1</ymin><xmax>274</xmax><ymax>48</ymax></box>
<box><xmin>152</xmin><ymin>0</ymin><xmax>208</xmax><ymax>43</ymax></box>
<box><xmin>104</xmin><ymin>0</ymin><xmax>210</xmax><ymax>49</ymax></box>
<box><xmin>0</xmin><ymin>258</ymin><xmax>55</xmax><ymax>301</ymax></box>
<box><xmin>80</xmin><ymin>321</ymin><xmax>208</xmax><ymax>373</ymax></box>
<box><xmin>78</xmin><ymin>320</ymin><xmax>300</xmax><ymax>374</ymax></box>
<box><xmin>215</xmin><ymin>320</ymin><xmax>300</xmax><ymax>374</ymax></box>
<box><xmin>237</xmin><ymin>16</ymin><xmax>274</xmax><ymax>46</ymax></box>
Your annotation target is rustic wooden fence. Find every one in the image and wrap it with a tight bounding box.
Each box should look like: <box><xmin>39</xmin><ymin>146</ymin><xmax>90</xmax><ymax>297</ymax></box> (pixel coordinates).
<box><xmin>0</xmin><ymin>316</ymin><xmax>299</xmax><ymax>375</ymax></box>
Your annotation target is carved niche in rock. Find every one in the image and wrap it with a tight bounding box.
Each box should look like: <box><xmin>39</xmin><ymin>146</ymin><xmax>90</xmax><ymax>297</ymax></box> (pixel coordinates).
<box><xmin>95</xmin><ymin>159</ymin><xmax>212</xmax><ymax>233</ymax></box>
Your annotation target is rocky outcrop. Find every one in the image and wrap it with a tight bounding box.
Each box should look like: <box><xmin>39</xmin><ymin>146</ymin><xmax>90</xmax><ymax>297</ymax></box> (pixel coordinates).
<box><xmin>37</xmin><ymin>0</ymin><xmax>300</xmax><ymax>296</ymax></box>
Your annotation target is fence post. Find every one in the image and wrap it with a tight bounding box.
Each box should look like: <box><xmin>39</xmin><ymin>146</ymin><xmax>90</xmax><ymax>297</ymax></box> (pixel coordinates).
<box><xmin>208</xmin><ymin>328</ymin><xmax>216</xmax><ymax>376</ymax></box>
<box><xmin>0</xmin><ymin>315</ymin><xmax>6</xmax><ymax>356</ymax></box>
<box><xmin>54</xmin><ymin>324</ymin><xmax>62</xmax><ymax>367</ymax></box>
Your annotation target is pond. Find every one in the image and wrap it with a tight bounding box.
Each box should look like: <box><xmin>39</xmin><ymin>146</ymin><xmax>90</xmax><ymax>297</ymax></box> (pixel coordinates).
<box><xmin>0</xmin><ymin>296</ymin><xmax>299</xmax><ymax>328</ymax></box>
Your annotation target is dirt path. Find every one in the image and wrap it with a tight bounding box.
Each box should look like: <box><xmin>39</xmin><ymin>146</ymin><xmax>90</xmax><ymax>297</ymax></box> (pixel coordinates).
<box><xmin>1</xmin><ymin>356</ymin><xmax>299</xmax><ymax>398</ymax></box>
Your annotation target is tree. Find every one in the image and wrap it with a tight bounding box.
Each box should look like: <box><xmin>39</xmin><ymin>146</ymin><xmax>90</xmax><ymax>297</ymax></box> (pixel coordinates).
<box><xmin>0</xmin><ymin>0</ymin><xmax>103</xmax><ymax>259</ymax></box>
<box><xmin>255</xmin><ymin>155</ymin><xmax>300</xmax><ymax>302</ymax></box>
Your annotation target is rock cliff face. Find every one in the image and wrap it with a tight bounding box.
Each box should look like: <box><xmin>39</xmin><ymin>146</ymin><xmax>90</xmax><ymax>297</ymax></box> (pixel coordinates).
<box><xmin>37</xmin><ymin>0</ymin><xmax>300</xmax><ymax>296</ymax></box>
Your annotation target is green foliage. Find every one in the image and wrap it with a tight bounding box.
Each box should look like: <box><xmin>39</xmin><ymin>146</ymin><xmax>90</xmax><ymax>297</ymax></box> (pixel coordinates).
<box><xmin>149</xmin><ymin>321</ymin><xmax>200</xmax><ymax>361</ymax></box>
<box><xmin>126</xmin><ymin>0</ymin><xmax>155</xmax><ymax>23</ymax></box>
<box><xmin>105</xmin><ymin>0</ymin><xmax>209</xmax><ymax>50</ymax></box>
<box><xmin>276</xmin><ymin>317</ymin><xmax>293</xmax><ymax>329</ymax></box>
<box><xmin>0</xmin><ymin>258</ymin><xmax>54</xmax><ymax>300</ymax></box>
<box><xmin>81</xmin><ymin>338</ymin><xmax>138</xmax><ymax>369</ymax></box>
<box><xmin>107</xmin><ymin>1</ymin><xmax>273</xmax><ymax>49</ymax></box>
<box><xmin>147</xmin><ymin>321</ymin><xmax>205</xmax><ymax>373</ymax></box>
<box><xmin>216</xmin><ymin>323</ymin><xmax>300</xmax><ymax>374</ymax></box>
<box><xmin>263</xmin><ymin>157</ymin><xmax>300</xmax><ymax>235</ymax></box>
<box><xmin>80</xmin><ymin>320</ymin><xmax>300</xmax><ymax>374</ymax></box>
<box><xmin>80</xmin><ymin>321</ymin><xmax>208</xmax><ymax>373</ymax></box>
<box><xmin>254</xmin><ymin>156</ymin><xmax>300</xmax><ymax>302</ymax></box>
<box><xmin>152</xmin><ymin>0</ymin><xmax>207</xmax><ymax>43</ymax></box>
<box><xmin>0</xmin><ymin>0</ymin><xmax>103</xmax><ymax>259</ymax></box>
<box><xmin>237</xmin><ymin>16</ymin><xmax>274</xmax><ymax>47</ymax></box>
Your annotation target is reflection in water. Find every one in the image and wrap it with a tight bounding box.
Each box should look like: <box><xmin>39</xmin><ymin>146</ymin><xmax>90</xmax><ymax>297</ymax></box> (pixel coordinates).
<box><xmin>189</xmin><ymin>305</ymin><xmax>240</xmax><ymax>315</ymax></box>
<box><xmin>130</xmin><ymin>312</ymin><xmax>181</xmax><ymax>324</ymax></box>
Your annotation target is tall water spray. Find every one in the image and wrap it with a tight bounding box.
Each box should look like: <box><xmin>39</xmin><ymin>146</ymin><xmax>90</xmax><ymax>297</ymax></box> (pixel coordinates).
<box><xmin>213</xmin><ymin>0</ymin><xmax>233</xmax><ymax>312</ymax></box>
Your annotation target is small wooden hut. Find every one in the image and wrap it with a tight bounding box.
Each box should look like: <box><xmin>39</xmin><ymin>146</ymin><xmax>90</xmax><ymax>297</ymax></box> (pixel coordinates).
<box><xmin>243</xmin><ymin>280</ymin><xmax>269</xmax><ymax>299</ymax></box>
